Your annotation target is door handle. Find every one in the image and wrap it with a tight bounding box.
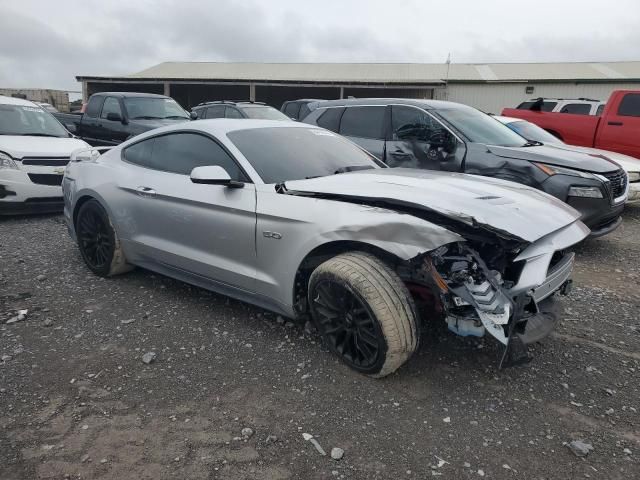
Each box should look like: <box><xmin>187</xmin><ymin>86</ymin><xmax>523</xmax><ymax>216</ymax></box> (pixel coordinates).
<box><xmin>391</xmin><ymin>150</ymin><xmax>412</xmax><ymax>157</ymax></box>
<box><xmin>135</xmin><ymin>186</ymin><xmax>156</xmax><ymax>197</ymax></box>
<box><xmin>608</xmin><ymin>121</ymin><xmax>623</xmax><ymax>126</ymax></box>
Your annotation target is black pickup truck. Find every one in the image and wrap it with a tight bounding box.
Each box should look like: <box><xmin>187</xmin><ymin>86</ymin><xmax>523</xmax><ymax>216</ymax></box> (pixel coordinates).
<box><xmin>54</xmin><ymin>92</ymin><xmax>194</xmax><ymax>146</ymax></box>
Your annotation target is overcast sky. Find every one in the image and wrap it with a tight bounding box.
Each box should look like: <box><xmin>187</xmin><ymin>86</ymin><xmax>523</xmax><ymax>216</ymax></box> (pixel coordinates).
<box><xmin>1</xmin><ymin>0</ymin><xmax>639</xmax><ymax>92</ymax></box>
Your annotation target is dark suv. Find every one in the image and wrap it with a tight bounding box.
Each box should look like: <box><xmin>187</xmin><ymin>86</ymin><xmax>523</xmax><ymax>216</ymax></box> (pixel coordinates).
<box><xmin>281</xmin><ymin>99</ymin><xmax>324</xmax><ymax>120</ymax></box>
<box><xmin>303</xmin><ymin>98</ymin><xmax>627</xmax><ymax>237</ymax></box>
<box><xmin>192</xmin><ymin>101</ymin><xmax>290</xmax><ymax>121</ymax></box>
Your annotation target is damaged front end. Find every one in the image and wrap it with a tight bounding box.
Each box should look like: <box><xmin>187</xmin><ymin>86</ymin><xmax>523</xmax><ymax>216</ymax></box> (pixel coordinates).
<box><xmin>407</xmin><ymin>233</ymin><xmax>579</xmax><ymax>367</ymax></box>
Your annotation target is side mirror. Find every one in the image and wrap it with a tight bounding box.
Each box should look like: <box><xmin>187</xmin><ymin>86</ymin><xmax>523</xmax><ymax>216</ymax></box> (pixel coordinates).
<box><xmin>190</xmin><ymin>111</ymin><xmax>198</xmax><ymax>120</ymax></box>
<box><xmin>106</xmin><ymin>112</ymin><xmax>123</xmax><ymax>122</ymax></box>
<box><xmin>190</xmin><ymin>166</ymin><xmax>244</xmax><ymax>188</ymax></box>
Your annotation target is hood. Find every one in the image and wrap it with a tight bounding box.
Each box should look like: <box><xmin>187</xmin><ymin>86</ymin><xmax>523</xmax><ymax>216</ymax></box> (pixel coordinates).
<box><xmin>284</xmin><ymin>168</ymin><xmax>582</xmax><ymax>243</ymax></box>
<box><xmin>0</xmin><ymin>136</ymin><xmax>89</xmax><ymax>159</ymax></box>
<box><xmin>130</xmin><ymin>118</ymin><xmax>191</xmax><ymax>130</ymax></box>
<box><xmin>546</xmin><ymin>144</ymin><xmax>640</xmax><ymax>173</ymax></box>
<box><xmin>486</xmin><ymin>143</ymin><xmax>620</xmax><ymax>174</ymax></box>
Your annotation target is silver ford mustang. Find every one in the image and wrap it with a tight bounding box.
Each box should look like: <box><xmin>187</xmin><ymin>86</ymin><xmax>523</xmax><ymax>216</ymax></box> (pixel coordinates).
<box><xmin>63</xmin><ymin>119</ymin><xmax>589</xmax><ymax>377</ymax></box>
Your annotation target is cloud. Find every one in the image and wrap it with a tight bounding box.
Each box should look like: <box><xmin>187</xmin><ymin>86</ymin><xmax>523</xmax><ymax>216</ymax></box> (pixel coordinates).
<box><xmin>0</xmin><ymin>0</ymin><xmax>637</xmax><ymax>91</ymax></box>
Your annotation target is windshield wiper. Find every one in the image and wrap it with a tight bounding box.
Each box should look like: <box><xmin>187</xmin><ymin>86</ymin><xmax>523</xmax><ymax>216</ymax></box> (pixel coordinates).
<box><xmin>131</xmin><ymin>116</ymin><xmax>163</xmax><ymax>120</ymax></box>
<box><xmin>163</xmin><ymin>115</ymin><xmax>189</xmax><ymax>119</ymax></box>
<box><xmin>522</xmin><ymin>140</ymin><xmax>543</xmax><ymax>147</ymax></box>
<box><xmin>334</xmin><ymin>165</ymin><xmax>375</xmax><ymax>174</ymax></box>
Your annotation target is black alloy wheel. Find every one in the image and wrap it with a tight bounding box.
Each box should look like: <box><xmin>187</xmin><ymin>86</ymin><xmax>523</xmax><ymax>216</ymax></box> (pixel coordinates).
<box><xmin>312</xmin><ymin>280</ymin><xmax>383</xmax><ymax>371</ymax></box>
<box><xmin>76</xmin><ymin>201</ymin><xmax>116</xmax><ymax>275</ymax></box>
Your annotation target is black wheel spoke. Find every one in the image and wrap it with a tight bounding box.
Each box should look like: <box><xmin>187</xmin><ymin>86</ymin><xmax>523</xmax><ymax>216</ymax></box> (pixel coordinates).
<box><xmin>311</xmin><ymin>280</ymin><xmax>380</xmax><ymax>370</ymax></box>
<box><xmin>77</xmin><ymin>205</ymin><xmax>114</xmax><ymax>271</ymax></box>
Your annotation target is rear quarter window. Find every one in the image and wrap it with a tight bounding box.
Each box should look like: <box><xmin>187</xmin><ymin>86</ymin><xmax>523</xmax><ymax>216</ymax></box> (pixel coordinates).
<box><xmin>316</xmin><ymin>107</ymin><xmax>345</xmax><ymax>132</ymax></box>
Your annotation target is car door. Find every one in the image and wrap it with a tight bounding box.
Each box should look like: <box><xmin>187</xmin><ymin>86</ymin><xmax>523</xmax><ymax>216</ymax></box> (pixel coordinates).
<box><xmin>337</xmin><ymin>106</ymin><xmax>387</xmax><ymax>160</ymax></box>
<box><xmin>385</xmin><ymin>105</ymin><xmax>466</xmax><ymax>172</ymax></box>
<box><xmin>596</xmin><ymin>92</ymin><xmax>640</xmax><ymax>159</ymax></box>
<box><xmin>119</xmin><ymin>131</ymin><xmax>257</xmax><ymax>291</ymax></box>
<box><xmin>99</xmin><ymin>97</ymin><xmax>129</xmax><ymax>145</ymax></box>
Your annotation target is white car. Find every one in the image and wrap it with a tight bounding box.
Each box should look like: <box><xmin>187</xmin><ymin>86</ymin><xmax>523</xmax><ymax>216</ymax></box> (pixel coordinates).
<box><xmin>496</xmin><ymin>116</ymin><xmax>640</xmax><ymax>204</ymax></box>
<box><xmin>0</xmin><ymin>96</ymin><xmax>89</xmax><ymax>215</ymax></box>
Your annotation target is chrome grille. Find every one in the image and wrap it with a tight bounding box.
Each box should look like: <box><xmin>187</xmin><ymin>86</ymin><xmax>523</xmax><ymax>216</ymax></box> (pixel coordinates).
<box><xmin>602</xmin><ymin>169</ymin><xmax>627</xmax><ymax>200</ymax></box>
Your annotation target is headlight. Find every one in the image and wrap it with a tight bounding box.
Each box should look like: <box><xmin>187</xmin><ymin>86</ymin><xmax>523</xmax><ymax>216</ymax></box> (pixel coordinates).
<box><xmin>532</xmin><ymin>162</ymin><xmax>594</xmax><ymax>179</ymax></box>
<box><xmin>0</xmin><ymin>152</ymin><xmax>19</xmax><ymax>170</ymax></box>
<box><xmin>568</xmin><ymin>186</ymin><xmax>603</xmax><ymax>198</ymax></box>
<box><xmin>628</xmin><ymin>172</ymin><xmax>640</xmax><ymax>183</ymax></box>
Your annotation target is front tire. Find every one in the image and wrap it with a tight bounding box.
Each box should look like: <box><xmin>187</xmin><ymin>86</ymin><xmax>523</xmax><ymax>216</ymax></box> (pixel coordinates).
<box><xmin>75</xmin><ymin>199</ymin><xmax>131</xmax><ymax>277</ymax></box>
<box><xmin>308</xmin><ymin>252</ymin><xmax>419</xmax><ymax>377</ymax></box>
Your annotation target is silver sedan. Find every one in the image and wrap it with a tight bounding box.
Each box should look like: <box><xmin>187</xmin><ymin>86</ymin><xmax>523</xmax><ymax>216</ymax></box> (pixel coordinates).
<box><xmin>63</xmin><ymin>120</ymin><xmax>588</xmax><ymax>377</ymax></box>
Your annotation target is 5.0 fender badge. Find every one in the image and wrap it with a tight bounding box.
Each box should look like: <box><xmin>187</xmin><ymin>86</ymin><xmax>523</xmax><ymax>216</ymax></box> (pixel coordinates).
<box><xmin>263</xmin><ymin>231</ymin><xmax>282</xmax><ymax>240</ymax></box>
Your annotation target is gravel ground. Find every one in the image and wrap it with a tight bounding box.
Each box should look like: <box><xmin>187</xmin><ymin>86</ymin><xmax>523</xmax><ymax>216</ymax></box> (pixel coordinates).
<box><xmin>1</xmin><ymin>206</ymin><xmax>639</xmax><ymax>480</ymax></box>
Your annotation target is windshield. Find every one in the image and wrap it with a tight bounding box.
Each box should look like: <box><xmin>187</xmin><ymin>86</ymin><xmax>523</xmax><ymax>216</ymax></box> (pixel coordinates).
<box><xmin>241</xmin><ymin>106</ymin><xmax>291</xmax><ymax>121</ymax></box>
<box><xmin>0</xmin><ymin>103</ymin><xmax>68</xmax><ymax>137</ymax></box>
<box><xmin>506</xmin><ymin>120</ymin><xmax>563</xmax><ymax>145</ymax></box>
<box><xmin>123</xmin><ymin>97</ymin><xmax>189</xmax><ymax>120</ymax></box>
<box><xmin>435</xmin><ymin>107</ymin><xmax>527</xmax><ymax>147</ymax></box>
<box><xmin>227</xmin><ymin>127</ymin><xmax>380</xmax><ymax>183</ymax></box>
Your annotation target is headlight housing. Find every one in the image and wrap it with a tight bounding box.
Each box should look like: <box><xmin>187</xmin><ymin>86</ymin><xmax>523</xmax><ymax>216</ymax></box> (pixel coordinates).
<box><xmin>628</xmin><ymin>172</ymin><xmax>640</xmax><ymax>183</ymax></box>
<box><xmin>568</xmin><ymin>186</ymin><xmax>603</xmax><ymax>198</ymax></box>
<box><xmin>532</xmin><ymin>162</ymin><xmax>594</xmax><ymax>179</ymax></box>
<box><xmin>0</xmin><ymin>152</ymin><xmax>19</xmax><ymax>170</ymax></box>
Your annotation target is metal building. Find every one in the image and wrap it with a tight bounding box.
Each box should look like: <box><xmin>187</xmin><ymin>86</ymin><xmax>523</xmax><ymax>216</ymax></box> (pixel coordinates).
<box><xmin>76</xmin><ymin>61</ymin><xmax>640</xmax><ymax>113</ymax></box>
<box><xmin>0</xmin><ymin>88</ymin><xmax>70</xmax><ymax>112</ymax></box>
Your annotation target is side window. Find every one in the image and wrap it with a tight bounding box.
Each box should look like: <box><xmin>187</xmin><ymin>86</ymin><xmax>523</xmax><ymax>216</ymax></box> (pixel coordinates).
<box><xmin>559</xmin><ymin>103</ymin><xmax>591</xmax><ymax>115</ymax></box>
<box><xmin>225</xmin><ymin>107</ymin><xmax>243</xmax><ymax>119</ymax></box>
<box><xmin>389</xmin><ymin>106</ymin><xmax>463</xmax><ymax>171</ymax></box>
<box><xmin>101</xmin><ymin>97</ymin><xmax>122</xmax><ymax>119</ymax></box>
<box><xmin>205</xmin><ymin>105</ymin><xmax>225</xmax><ymax>118</ymax></box>
<box><xmin>283</xmin><ymin>102</ymin><xmax>300</xmax><ymax>119</ymax></box>
<box><xmin>316</xmin><ymin>108</ymin><xmax>344</xmax><ymax>132</ymax></box>
<box><xmin>617</xmin><ymin>94</ymin><xmax>640</xmax><ymax>117</ymax></box>
<box><xmin>596</xmin><ymin>104</ymin><xmax>605</xmax><ymax>116</ymax></box>
<box><xmin>123</xmin><ymin>137</ymin><xmax>154</xmax><ymax>166</ymax></box>
<box><xmin>339</xmin><ymin>106</ymin><xmax>385</xmax><ymax>139</ymax></box>
<box><xmin>298</xmin><ymin>103</ymin><xmax>313</xmax><ymax>120</ymax></box>
<box><xmin>126</xmin><ymin>133</ymin><xmax>247</xmax><ymax>180</ymax></box>
<box><xmin>85</xmin><ymin>96</ymin><xmax>104</xmax><ymax>118</ymax></box>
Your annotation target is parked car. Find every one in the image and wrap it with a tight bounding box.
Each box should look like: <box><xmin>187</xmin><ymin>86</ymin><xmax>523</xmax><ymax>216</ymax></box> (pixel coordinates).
<box><xmin>281</xmin><ymin>99</ymin><xmax>324</xmax><ymax>120</ymax></box>
<box><xmin>496</xmin><ymin>116</ymin><xmax>639</xmax><ymax>204</ymax></box>
<box><xmin>0</xmin><ymin>95</ymin><xmax>89</xmax><ymax>214</ymax></box>
<box><xmin>192</xmin><ymin>101</ymin><xmax>291</xmax><ymax>121</ymax></box>
<box><xmin>502</xmin><ymin>90</ymin><xmax>640</xmax><ymax>159</ymax></box>
<box><xmin>53</xmin><ymin>92</ymin><xmax>194</xmax><ymax>146</ymax></box>
<box><xmin>515</xmin><ymin>97</ymin><xmax>605</xmax><ymax>116</ymax></box>
<box><xmin>303</xmin><ymin>98</ymin><xmax>627</xmax><ymax>237</ymax></box>
<box><xmin>35</xmin><ymin>102</ymin><xmax>60</xmax><ymax>113</ymax></box>
<box><xmin>63</xmin><ymin>119</ymin><xmax>588</xmax><ymax>376</ymax></box>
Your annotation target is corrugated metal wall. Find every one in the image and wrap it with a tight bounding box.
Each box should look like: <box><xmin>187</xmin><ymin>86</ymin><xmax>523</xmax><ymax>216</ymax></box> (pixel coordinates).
<box><xmin>433</xmin><ymin>82</ymin><xmax>640</xmax><ymax>114</ymax></box>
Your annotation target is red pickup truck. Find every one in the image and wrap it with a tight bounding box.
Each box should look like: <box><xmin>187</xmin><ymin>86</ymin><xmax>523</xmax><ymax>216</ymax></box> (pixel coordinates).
<box><xmin>502</xmin><ymin>90</ymin><xmax>640</xmax><ymax>159</ymax></box>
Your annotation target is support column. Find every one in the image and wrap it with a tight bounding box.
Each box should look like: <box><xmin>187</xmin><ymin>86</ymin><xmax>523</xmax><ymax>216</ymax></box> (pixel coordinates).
<box><xmin>339</xmin><ymin>86</ymin><xmax>344</xmax><ymax>99</ymax></box>
<box><xmin>82</xmin><ymin>81</ymin><xmax>88</xmax><ymax>103</ymax></box>
<box><xmin>249</xmin><ymin>83</ymin><xmax>256</xmax><ymax>101</ymax></box>
<box><xmin>163</xmin><ymin>82</ymin><xmax>171</xmax><ymax>97</ymax></box>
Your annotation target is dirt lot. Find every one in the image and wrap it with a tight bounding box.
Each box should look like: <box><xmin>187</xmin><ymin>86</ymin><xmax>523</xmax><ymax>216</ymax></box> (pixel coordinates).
<box><xmin>1</xmin><ymin>205</ymin><xmax>639</xmax><ymax>480</ymax></box>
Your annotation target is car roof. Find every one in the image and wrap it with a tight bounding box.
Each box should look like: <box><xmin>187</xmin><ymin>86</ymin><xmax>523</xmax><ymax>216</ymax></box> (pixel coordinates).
<box><xmin>128</xmin><ymin>118</ymin><xmax>321</xmax><ymax>143</ymax></box>
<box><xmin>193</xmin><ymin>101</ymin><xmax>270</xmax><ymax>108</ymax></box>
<box><xmin>93</xmin><ymin>92</ymin><xmax>170</xmax><ymax>99</ymax></box>
<box><xmin>0</xmin><ymin>95</ymin><xmax>39</xmax><ymax>107</ymax></box>
<box><xmin>310</xmin><ymin>98</ymin><xmax>472</xmax><ymax>111</ymax></box>
<box><xmin>493</xmin><ymin>115</ymin><xmax>519</xmax><ymax>123</ymax></box>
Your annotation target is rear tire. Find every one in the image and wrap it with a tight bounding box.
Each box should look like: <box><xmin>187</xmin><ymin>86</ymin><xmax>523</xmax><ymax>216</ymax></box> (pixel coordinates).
<box><xmin>75</xmin><ymin>199</ymin><xmax>132</xmax><ymax>277</ymax></box>
<box><xmin>308</xmin><ymin>252</ymin><xmax>418</xmax><ymax>377</ymax></box>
